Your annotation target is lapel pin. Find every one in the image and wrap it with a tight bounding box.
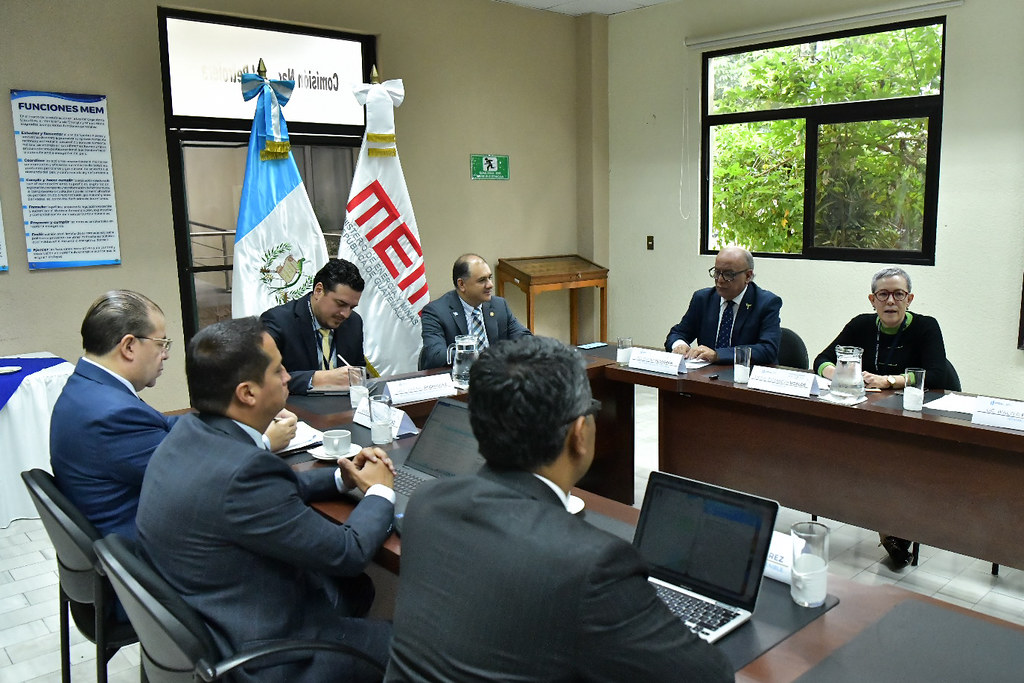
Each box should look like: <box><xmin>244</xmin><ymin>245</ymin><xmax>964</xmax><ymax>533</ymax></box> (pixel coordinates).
<box><xmin>746</xmin><ymin>303</ymin><xmax>752</xmax><ymax>310</ymax></box>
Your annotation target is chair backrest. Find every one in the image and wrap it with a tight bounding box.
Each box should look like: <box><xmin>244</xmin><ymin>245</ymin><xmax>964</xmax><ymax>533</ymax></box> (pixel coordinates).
<box><xmin>778</xmin><ymin>327</ymin><xmax>810</xmax><ymax>370</ymax></box>
<box><xmin>945</xmin><ymin>359</ymin><xmax>962</xmax><ymax>392</ymax></box>
<box><xmin>94</xmin><ymin>535</ymin><xmax>219</xmax><ymax>683</ymax></box>
<box><xmin>21</xmin><ymin>468</ymin><xmax>102</xmax><ymax>604</ymax></box>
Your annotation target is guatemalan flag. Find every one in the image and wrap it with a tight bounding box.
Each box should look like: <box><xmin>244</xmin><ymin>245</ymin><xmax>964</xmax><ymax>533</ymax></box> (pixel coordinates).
<box><xmin>232</xmin><ymin>71</ymin><xmax>328</xmax><ymax>317</ymax></box>
<box><xmin>339</xmin><ymin>78</ymin><xmax>428</xmax><ymax>376</ymax></box>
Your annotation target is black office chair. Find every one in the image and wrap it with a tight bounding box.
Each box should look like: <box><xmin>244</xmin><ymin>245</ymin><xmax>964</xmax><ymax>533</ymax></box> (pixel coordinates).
<box><xmin>93</xmin><ymin>535</ymin><xmax>386</xmax><ymax>682</ymax></box>
<box><xmin>777</xmin><ymin>327</ymin><xmax>809</xmax><ymax>370</ymax></box>
<box><xmin>20</xmin><ymin>469</ymin><xmax>137</xmax><ymax>683</ymax></box>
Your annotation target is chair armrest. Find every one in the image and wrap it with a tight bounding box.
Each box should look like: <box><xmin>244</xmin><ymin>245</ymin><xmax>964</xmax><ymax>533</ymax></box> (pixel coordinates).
<box><xmin>195</xmin><ymin>638</ymin><xmax>385</xmax><ymax>681</ymax></box>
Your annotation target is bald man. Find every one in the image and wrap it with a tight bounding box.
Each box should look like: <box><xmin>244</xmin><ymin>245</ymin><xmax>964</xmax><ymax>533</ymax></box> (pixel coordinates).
<box><xmin>664</xmin><ymin>247</ymin><xmax>782</xmax><ymax>365</ymax></box>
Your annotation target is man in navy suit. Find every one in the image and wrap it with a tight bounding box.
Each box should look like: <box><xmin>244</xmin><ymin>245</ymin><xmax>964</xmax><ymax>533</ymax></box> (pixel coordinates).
<box><xmin>418</xmin><ymin>254</ymin><xmax>531</xmax><ymax>369</ymax></box>
<box><xmin>664</xmin><ymin>246</ymin><xmax>782</xmax><ymax>366</ymax></box>
<box><xmin>138</xmin><ymin>317</ymin><xmax>395</xmax><ymax>682</ymax></box>
<box><xmin>387</xmin><ymin>337</ymin><xmax>732</xmax><ymax>681</ymax></box>
<box><xmin>50</xmin><ymin>291</ymin><xmax>296</xmax><ymax>542</ymax></box>
<box><xmin>261</xmin><ymin>258</ymin><xmax>366</xmax><ymax>394</ymax></box>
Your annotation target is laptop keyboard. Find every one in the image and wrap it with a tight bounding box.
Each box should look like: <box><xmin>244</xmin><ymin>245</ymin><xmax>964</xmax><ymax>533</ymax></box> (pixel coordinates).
<box><xmin>393</xmin><ymin>468</ymin><xmax>427</xmax><ymax>496</ymax></box>
<box><xmin>653</xmin><ymin>583</ymin><xmax>738</xmax><ymax>637</ymax></box>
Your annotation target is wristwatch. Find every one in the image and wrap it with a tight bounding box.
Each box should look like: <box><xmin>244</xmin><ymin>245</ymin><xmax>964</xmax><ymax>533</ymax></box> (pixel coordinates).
<box><xmin>885</xmin><ymin>375</ymin><xmax>897</xmax><ymax>388</ymax></box>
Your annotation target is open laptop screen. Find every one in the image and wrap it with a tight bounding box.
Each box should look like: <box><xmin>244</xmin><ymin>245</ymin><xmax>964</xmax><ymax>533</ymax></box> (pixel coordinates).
<box><xmin>634</xmin><ymin>472</ymin><xmax>778</xmax><ymax>611</ymax></box>
<box><xmin>406</xmin><ymin>398</ymin><xmax>483</xmax><ymax>478</ymax></box>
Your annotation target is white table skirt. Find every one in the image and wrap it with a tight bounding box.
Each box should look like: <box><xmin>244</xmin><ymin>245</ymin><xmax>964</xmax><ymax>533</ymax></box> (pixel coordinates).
<box><xmin>1</xmin><ymin>355</ymin><xmax>74</xmax><ymax>527</ymax></box>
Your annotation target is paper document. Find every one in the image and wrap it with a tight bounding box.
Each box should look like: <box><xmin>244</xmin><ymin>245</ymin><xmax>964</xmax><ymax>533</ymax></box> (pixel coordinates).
<box><xmin>922</xmin><ymin>393</ymin><xmax>975</xmax><ymax>414</ymax></box>
<box><xmin>278</xmin><ymin>421</ymin><xmax>322</xmax><ymax>454</ymax></box>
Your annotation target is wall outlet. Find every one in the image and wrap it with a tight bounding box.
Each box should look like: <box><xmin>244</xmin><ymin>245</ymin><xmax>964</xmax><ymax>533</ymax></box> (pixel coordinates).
<box><xmin>647</xmin><ymin>235</ymin><xmax>655</xmax><ymax>250</ymax></box>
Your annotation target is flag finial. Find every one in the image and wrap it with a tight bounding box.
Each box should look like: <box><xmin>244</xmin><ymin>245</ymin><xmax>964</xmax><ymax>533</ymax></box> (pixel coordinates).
<box><xmin>371</xmin><ymin>65</ymin><xmax>380</xmax><ymax>84</ymax></box>
<box><xmin>257</xmin><ymin>58</ymin><xmax>267</xmax><ymax>79</ymax></box>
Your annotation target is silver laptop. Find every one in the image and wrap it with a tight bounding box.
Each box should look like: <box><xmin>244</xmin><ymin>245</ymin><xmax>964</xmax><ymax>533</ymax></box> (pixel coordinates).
<box><xmin>634</xmin><ymin>471</ymin><xmax>778</xmax><ymax>643</ymax></box>
<box><xmin>392</xmin><ymin>398</ymin><xmax>483</xmax><ymax>523</ymax></box>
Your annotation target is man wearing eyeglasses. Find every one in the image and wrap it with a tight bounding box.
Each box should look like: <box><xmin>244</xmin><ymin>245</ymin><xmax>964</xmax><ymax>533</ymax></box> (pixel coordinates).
<box><xmin>664</xmin><ymin>246</ymin><xmax>783</xmax><ymax>365</ymax></box>
<box><xmin>50</xmin><ymin>290</ymin><xmax>297</xmax><ymax>542</ymax></box>
<box><xmin>387</xmin><ymin>336</ymin><xmax>732</xmax><ymax>681</ymax></box>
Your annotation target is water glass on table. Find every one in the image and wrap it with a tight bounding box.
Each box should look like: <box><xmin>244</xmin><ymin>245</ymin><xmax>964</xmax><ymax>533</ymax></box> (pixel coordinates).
<box><xmin>616</xmin><ymin>337</ymin><xmax>632</xmax><ymax>366</ymax></box>
<box><xmin>348</xmin><ymin>366</ymin><xmax>369</xmax><ymax>410</ymax></box>
<box><xmin>903</xmin><ymin>367</ymin><xmax>926</xmax><ymax>411</ymax></box>
<box><xmin>734</xmin><ymin>346</ymin><xmax>751</xmax><ymax>384</ymax></box>
<box><xmin>369</xmin><ymin>395</ymin><xmax>393</xmax><ymax>445</ymax></box>
<box><xmin>791</xmin><ymin>521</ymin><xmax>829</xmax><ymax>607</ymax></box>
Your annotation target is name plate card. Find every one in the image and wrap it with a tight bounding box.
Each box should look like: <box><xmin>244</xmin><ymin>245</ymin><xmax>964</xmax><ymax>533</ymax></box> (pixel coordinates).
<box><xmin>353</xmin><ymin>402</ymin><xmax>419</xmax><ymax>438</ymax></box>
<box><xmin>747</xmin><ymin>366</ymin><xmax>821</xmax><ymax>397</ymax></box>
<box><xmin>972</xmin><ymin>396</ymin><xmax>1024</xmax><ymax>431</ymax></box>
<box><xmin>628</xmin><ymin>348</ymin><xmax>686</xmax><ymax>375</ymax></box>
<box><xmin>764</xmin><ymin>530</ymin><xmax>794</xmax><ymax>585</ymax></box>
<box><xmin>385</xmin><ymin>374</ymin><xmax>458</xmax><ymax>405</ymax></box>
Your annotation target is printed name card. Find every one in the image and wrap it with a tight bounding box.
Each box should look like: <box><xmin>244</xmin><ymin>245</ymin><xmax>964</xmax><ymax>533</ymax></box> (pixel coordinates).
<box><xmin>972</xmin><ymin>396</ymin><xmax>1024</xmax><ymax>431</ymax></box>
<box><xmin>628</xmin><ymin>348</ymin><xmax>686</xmax><ymax>375</ymax></box>
<box><xmin>763</xmin><ymin>530</ymin><xmax>793</xmax><ymax>585</ymax></box>
<box><xmin>747</xmin><ymin>366</ymin><xmax>820</xmax><ymax>397</ymax></box>
<box><xmin>385</xmin><ymin>374</ymin><xmax>458</xmax><ymax>405</ymax></box>
<box><xmin>352</xmin><ymin>402</ymin><xmax>419</xmax><ymax>438</ymax></box>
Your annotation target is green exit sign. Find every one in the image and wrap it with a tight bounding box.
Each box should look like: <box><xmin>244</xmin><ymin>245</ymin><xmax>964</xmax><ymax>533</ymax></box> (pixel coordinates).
<box><xmin>470</xmin><ymin>154</ymin><xmax>509</xmax><ymax>180</ymax></box>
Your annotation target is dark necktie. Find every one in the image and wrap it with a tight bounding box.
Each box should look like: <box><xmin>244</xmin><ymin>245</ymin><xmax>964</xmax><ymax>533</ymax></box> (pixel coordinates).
<box><xmin>716</xmin><ymin>300</ymin><xmax>735</xmax><ymax>349</ymax></box>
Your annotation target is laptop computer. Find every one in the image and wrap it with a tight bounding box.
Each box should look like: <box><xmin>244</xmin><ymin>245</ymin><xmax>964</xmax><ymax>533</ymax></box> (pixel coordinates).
<box><xmin>391</xmin><ymin>397</ymin><xmax>484</xmax><ymax>526</ymax></box>
<box><xmin>633</xmin><ymin>471</ymin><xmax>778</xmax><ymax>643</ymax></box>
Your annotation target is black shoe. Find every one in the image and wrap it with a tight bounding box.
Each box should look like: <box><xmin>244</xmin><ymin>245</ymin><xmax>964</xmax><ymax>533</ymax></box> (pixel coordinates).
<box><xmin>881</xmin><ymin>536</ymin><xmax>913</xmax><ymax>568</ymax></box>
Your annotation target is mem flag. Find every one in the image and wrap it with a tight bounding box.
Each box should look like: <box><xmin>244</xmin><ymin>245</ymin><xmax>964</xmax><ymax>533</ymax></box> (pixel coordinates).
<box><xmin>339</xmin><ymin>79</ymin><xmax>428</xmax><ymax>376</ymax></box>
<box><xmin>232</xmin><ymin>72</ymin><xmax>328</xmax><ymax>317</ymax></box>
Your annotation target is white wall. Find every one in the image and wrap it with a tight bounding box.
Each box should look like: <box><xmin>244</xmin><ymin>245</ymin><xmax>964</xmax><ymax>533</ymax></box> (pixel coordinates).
<box><xmin>609</xmin><ymin>0</ymin><xmax>1024</xmax><ymax>397</ymax></box>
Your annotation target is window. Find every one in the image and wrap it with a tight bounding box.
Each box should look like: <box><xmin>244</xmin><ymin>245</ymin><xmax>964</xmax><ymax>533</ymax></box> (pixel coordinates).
<box><xmin>701</xmin><ymin>18</ymin><xmax>945</xmax><ymax>264</ymax></box>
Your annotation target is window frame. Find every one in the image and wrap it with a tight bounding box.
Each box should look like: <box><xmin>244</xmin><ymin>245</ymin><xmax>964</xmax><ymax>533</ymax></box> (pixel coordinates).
<box><xmin>699</xmin><ymin>16</ymin><xmax>946</xmax><ymax>265</ymax></box>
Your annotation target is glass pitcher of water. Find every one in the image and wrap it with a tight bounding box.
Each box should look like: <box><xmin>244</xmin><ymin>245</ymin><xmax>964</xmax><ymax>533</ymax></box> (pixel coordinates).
<box><xmin>830</xmin><ymin>345</ymin><xmax>865</xmax><ymax>399</ymax></box>
<box><xmin>447</xmin><ymin>335</ymin><xmax>480</xmax><ymax>389</ymax></box>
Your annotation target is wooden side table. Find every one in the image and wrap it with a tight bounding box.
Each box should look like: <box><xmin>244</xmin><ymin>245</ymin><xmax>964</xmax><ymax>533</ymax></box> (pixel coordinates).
<box><xmin>496</xmin><ymin>254</ymin><xmax>608</xmax><ymax>345</ymax></box>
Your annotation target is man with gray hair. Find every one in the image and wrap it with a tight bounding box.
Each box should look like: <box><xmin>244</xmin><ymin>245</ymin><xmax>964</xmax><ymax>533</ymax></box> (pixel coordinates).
<box><xmin>387</xmin><ymin>336</ymin><xmax>732</xmax><ymax>681</ymax></box>
<box><xmin>665</xmin><ymin>246</ymin><xmax>782</xmax><ymax>365</ymax></box>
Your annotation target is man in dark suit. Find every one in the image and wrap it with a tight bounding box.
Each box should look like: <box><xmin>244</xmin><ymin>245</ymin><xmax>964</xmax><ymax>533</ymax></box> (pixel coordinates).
<box><xmin>137</xmin><ymin>317</ymin><xmax>396</xmax><ymax>682</ymax></box>
<box><xmin>50</xmin><ymin>291</ymin><xmax>296</xmax><ymax>542</ymax></box>
<box><xmin>387</xmin><ymin>336</ymin><xmax>733</xmax><ymax>682</ymax></box>
<box><xmin>418</xmin><ymin>253</ymin><xmax>531</xmax><ymax>369</ymax></box>
<box><xmin>261</xmin><ymin>258</ymin><xmax>366</xmax><ymax>394</ymax></box>
<box><xmin>664</xmin><ymin>246</ymin><xmax>782</xmax><ymax>365</ymax></box>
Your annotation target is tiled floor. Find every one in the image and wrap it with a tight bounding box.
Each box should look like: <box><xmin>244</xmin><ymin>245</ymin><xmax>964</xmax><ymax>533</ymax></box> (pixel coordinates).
<box><xmin>2</xmin><ymin>385</ymin><xmax>1023</xmax><ymax>681</ymax></box>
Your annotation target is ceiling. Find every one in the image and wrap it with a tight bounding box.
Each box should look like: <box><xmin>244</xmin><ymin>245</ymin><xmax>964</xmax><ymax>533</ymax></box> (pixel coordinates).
<box><xmin>493</xmin><ymin>0</ymin><xmax>677</xmax><ymax>16</ymax></box>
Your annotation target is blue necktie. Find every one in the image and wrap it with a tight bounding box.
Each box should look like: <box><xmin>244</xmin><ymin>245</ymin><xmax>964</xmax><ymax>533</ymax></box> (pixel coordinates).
<box><xmin>470</xmin><ymin>308</ymin><xmax>489</xmax><ymax>350</ymax></box>
<box><xmin>716</xmin><ymin>300</ymin><xmax>735</xmax><ymax>350</ymax></box>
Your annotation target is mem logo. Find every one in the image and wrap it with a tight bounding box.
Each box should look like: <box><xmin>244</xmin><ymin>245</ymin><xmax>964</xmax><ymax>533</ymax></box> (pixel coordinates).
<box><xmin>258</xmin><ymin>243</ymin><xmax>313</xmax><ymax>305</ymax></box>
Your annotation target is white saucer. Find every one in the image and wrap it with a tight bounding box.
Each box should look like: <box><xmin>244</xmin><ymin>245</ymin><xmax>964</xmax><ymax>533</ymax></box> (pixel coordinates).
<box><xmin>310</xmin><ymin>442</ymin><xmax>363</xmax><ymax>461</ymax></box>
<box><xmin>0</xmin><ymin>366</ymin><xmax>22</xmax><ymax>375</ymax></box>
<box><xmin>568</xmin><ymin>494</ymin><xmax>585</xmax><ymax>514</ymax></box>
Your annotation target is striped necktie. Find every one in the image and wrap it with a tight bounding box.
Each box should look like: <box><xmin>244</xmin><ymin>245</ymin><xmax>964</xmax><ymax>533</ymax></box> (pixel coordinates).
<box><xmin>469</xmin><ymin>307</ymin><xmax>489</xmax><ymax>350</ymax></box>
<box><xmin>716</xmin><ymin>300</ymin><xmax>735</xmax><ymax>350</ymax></box>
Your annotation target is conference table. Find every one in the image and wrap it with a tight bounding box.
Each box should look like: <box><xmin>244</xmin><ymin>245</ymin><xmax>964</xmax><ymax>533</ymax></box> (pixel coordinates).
<box><xmin>294</xmin><ymin>442</ymin><xmax>1024</xmax><ymax>682</ymax></box>
<box><xmin>603</xmin><ymin>361</ymin><xmax>1024</xmax><ymax>571</ymax></box>
<box><xmin>286</xmin><ymin>354</ymin><xmax>635</xmax><ymax>506</ymax></box>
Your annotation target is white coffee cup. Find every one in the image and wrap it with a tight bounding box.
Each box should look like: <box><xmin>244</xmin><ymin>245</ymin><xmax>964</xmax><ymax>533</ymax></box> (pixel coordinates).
<box><xmin>323</xmin><ymin>429</ymin><xmax>352</xmax><ymax>457</ymax></box>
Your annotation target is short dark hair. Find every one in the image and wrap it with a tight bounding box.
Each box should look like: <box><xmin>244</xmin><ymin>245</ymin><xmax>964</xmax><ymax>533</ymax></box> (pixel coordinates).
<box><xmin>452</xmin><ymin>253</ymin><xmax>485</xmax><ymax>287</ymax></box>
<box><xmin>315</xmin><ymin>258</ymin><xmax>364</xmax><ymax>293</ymax></box>
<box><xmin>187</xmin><ymin>317</ymin><xmax>271</xmax><ymax>414</ymax></box>
<box><xmin>468</xmin><ymin>336</ymin><xmax>591</xmax><ymax>470</ymax></box>
<box><xmin>80</xmin><ymin>290</ymin><xmax>162</xmax><ymax>355</ymax></box>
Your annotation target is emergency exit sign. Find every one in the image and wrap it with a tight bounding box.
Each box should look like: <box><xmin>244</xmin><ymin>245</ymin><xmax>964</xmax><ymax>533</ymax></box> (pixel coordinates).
<box><xmin>470</xmin><ymin>154</ymin><xmax>509</xmax><ymax>180</ymax></box>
